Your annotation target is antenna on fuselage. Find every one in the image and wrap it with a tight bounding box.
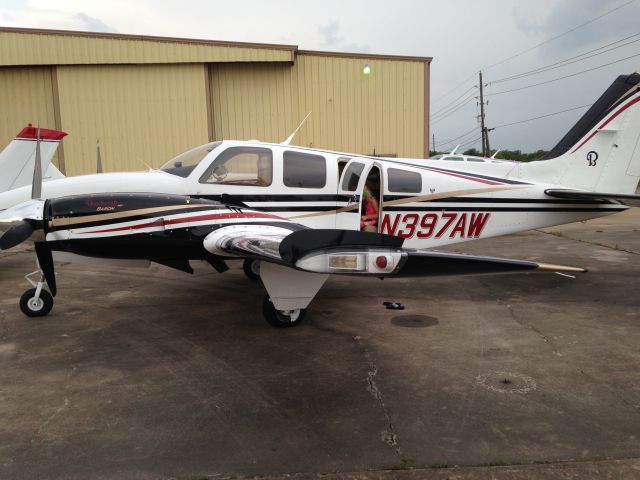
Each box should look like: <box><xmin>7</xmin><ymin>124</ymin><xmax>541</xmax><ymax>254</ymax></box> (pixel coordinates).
<box><xmin>449</xmin><ymin>144</ymin><xmax>460</xmax><ymax>155</ymax></box>
<box><xmin>281</xmin><ymin>111</ymin><xmax>312</xmax><ymax>146</ymax></box>
<box><xmin>490</xmin><ymin>149</ymin><xmax>501</xmax><ymax>159</ymax></box>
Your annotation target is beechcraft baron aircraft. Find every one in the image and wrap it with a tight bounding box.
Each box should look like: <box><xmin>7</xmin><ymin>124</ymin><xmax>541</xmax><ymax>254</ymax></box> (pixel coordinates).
<box><xmin>0</xmin><ymin>73</ymin><xmax>639</xmax><ymax>327</ymax></box>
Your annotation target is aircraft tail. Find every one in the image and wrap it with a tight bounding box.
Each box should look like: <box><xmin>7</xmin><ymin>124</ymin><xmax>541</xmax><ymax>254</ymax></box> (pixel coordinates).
<box><xmin>513</xmin><ymin>73</ymin><xmax>640</xmax><ymax>194</ymax></box>
<box><xmin>0</xmin><ymin>124</ymin><xmax>67</xmax><ymax>193</ymax></box>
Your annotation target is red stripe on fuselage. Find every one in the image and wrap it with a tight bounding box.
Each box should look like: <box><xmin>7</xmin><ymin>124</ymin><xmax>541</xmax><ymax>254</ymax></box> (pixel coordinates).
<box><xmin>571</xmin><ymin>93</ymin><xmax>640</xmax><ymax>153</ymax></box>
<box><xmin>421</xmin><ymin>167</ymin><xmax>502</xmax><ymax>185</ymax></box>
<box><xmin>79</xmin><ymin>211</ymin><xmax>286</xmax><ymax>234</ymax></box>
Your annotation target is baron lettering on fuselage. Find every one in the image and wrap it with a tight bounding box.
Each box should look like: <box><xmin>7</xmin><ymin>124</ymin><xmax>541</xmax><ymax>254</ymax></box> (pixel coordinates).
<box><xmin>0</xmin><ymin>73</ymin><xmax>639</xmax><ymax>327</ymax></box>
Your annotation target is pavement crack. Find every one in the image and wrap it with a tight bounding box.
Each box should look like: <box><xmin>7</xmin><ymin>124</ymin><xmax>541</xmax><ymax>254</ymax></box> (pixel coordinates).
<box><xmin>536</xmin><ymin>229</ymin><xmax>640</xmax><ymax>255</ymax></box>
<box><xmin>353</xmin><ymin>335</ymin><xmax>404</xmax><ymax>461</ymax></box>
<box><xmin>499</xmin><ymin>300</ymin><xmax>563</xmax><ymax>357</ymax></box>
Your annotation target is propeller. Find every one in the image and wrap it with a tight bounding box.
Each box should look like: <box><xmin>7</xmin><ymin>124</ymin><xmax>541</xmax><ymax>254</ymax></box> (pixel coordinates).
<box><xmin>0</xmin><ymin>127</ymin><xmax>46</xmax><ymax>250</ymax></box>
<box><xmin>0</xmin><ymin>220</ymin><xmax>36</xmax><ymax>250</ymax></box>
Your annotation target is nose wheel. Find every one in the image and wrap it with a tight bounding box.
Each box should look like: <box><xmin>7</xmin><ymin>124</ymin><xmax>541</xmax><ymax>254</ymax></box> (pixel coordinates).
<box><xmin>19</xmin><ymin>268</ymin><xmax>54</xmax><ymax>317</ymax></box>
<box><xmin>20</xmin><ymin>287</ymin><xmax>53</xmax><ymax>317</ymax></box>
<box><xmin>262</xmin><ymin>296</ymin><xmax>306</xmax><ymax>328</ymax></box>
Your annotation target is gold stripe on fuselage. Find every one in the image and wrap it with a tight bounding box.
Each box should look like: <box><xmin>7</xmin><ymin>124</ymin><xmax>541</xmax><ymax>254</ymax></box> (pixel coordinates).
<box><xmin>49</xmin><ymin>204</ymin><xmax>211</xmax><ymax>228</ymax></box>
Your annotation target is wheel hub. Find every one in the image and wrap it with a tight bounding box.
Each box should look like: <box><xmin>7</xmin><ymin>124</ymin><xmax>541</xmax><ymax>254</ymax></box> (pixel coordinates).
<box><xmin>27</xmin><ymin>297</ymin><xmax>44</xmax><ymax>311</ymax></box>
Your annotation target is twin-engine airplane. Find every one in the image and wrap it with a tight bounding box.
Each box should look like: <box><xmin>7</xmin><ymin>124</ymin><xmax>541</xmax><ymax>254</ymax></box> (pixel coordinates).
<box><xmin>0</xmin><ymin>73</ymin><xmax>639</xmax><ymax>326</ymax></box>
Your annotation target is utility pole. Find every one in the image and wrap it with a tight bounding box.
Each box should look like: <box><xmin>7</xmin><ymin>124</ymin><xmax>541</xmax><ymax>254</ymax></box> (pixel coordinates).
<box><xmin>432</xmin><ymin>133</ymin><xmax>436</xmax><ymax>153</ymax></box>
<box><xmin>478</xmin><ymin>71</ymin><xmax>488</xmax><ymax>157</ymax></box>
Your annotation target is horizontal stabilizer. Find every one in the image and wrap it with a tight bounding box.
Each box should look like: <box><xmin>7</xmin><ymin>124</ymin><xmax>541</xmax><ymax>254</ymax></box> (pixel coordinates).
<box><xmin>545</xmin><ymin>189</ymin><xmax>640</xmax><ymax>206</ymax></box>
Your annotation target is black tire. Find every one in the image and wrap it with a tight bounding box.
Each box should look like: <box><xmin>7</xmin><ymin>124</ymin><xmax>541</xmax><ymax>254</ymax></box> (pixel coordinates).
<box><xmin>262</xmin><ymin>296</ymin><xmax>306</xmax><ymax>328</ymax></box>
<box><xmin>243</xmin><ymin>259</ymin><xmax>261</xmax><ymax>282</ymax></box>
<box><xmin>19</xmin><ymin>288</ymin><xmax>54</xmax><ymax>317</ymax></box>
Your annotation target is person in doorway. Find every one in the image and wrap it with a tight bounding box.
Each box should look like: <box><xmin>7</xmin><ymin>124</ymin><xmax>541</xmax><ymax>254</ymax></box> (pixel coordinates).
<box><xmin>361</xmin><ymin>182</ymin><xmax>379</xmax><ymax>232</ymax></box>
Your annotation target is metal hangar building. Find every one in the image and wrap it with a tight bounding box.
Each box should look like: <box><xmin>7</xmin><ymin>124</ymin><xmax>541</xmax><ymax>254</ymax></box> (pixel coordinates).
<box><xmin>0</xmin><ymin>27</ymin><xmax>431</xmax><ymax>175</ymax></box>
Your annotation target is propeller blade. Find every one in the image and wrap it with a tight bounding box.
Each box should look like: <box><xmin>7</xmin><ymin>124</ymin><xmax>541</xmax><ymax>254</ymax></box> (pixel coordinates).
<box><xmin>0</xmin><ymin>220</ymin><xmax>35</xmax><ymax>250</ymax></box>
<box><xmin>31</xmin><ymin>127</ymin><xmax>42</xmax><ymax>199</ymax></box>
<box><xmin>34</xmin><ymin>242</ymin><xmax>56</xmax><ymax>296</ymax></box>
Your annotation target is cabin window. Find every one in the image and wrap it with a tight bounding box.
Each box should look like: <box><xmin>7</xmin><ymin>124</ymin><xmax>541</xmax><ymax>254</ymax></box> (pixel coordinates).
<box><xmin>387</xmin><ymin>168</ymin><xmax>422</xmax><ymax>193</ymax></box>
<box><xmin>341</xmin><ymin>162</ymin><xmax>365</xmax><ymax>191</ymax></box>
<box><xmin>283</xmin><ymin>151</ymin><xmax>327</xmax><ymax>188</ymax></box>
<box><xmin>442</xmin><ymin>156</ymin><xmax>464</xmax><ymax>161</ymax></box>
<box><xmin>199</xmin><ymin>146</ymin><xmax>273</xmax><ymax>186</ymax></box>
<box><xmin>161</xmin><ymin>141</ymin><xmax>222</xmax><ymax>177</ymax></box>
<box><xmin>467</xmin><ymin>157</ymin><xmax>486</xmax><ymax>162</ymax></box>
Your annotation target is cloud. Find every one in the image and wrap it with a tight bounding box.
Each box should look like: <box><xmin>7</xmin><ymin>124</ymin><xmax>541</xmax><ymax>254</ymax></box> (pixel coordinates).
<box><xmin>317</xmin><ymin>20</ymin><xmax>370</xmax><ymax>53</ymax></box>
<box><xmin>0</xmin><ymin>4</ymin><xmax>118</xmax><ymax>33</ymax></box>
<box><xmin>73</xmin><ymin>12</ymin><xmax>117</xmax><ymax>33</ymax></box>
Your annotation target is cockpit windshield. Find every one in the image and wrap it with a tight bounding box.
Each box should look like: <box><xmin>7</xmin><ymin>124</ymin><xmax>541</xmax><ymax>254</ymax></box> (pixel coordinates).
<box><xmin>160</xmin><ymin>142</ymin><xmax>222</xmax><ymax>177</ymax></box>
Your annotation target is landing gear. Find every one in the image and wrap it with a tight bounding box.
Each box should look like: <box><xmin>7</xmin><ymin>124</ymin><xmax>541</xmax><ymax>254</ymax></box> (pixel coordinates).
<box><xmin>243</xmin><ymin>259</ymin><xmax>261</xmax><ymax>282</ymax></box>
<box><xmin>19</xmin><ymin>269</ymin><xmax>54</xmax><ymax>317</ymax></box>
<box><xmin>19</xmin><ymin>288</ymin><xmax>53</xmax><ymax>317</ymax></box>
<box><xmin>262</xmin><ymin>296</ymin><xmax>306</xmax><ymax>328</ymax></box>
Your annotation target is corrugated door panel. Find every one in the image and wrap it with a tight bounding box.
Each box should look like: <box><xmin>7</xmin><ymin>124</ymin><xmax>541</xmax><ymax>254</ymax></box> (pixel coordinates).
<box><xmin>0</xmin><ymin>66</ymin><xmax>58</xmax><ymax>164</ymax></box>
<box><xmin>56</xmin><ymin>64</ymin><xmax>209</xmax><ymax>175</ymax></box>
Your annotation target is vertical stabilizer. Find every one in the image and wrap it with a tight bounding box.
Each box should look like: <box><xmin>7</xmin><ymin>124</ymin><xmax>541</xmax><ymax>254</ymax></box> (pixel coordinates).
<box><xmin>0</xmin><ymin>125</ymin><xmax>67</xmax><ymax>193</ymax></box>
<box><xmin>513</xmin><ymin>73</ymin><xmax>640</xmax><ymax>194</ymax></box>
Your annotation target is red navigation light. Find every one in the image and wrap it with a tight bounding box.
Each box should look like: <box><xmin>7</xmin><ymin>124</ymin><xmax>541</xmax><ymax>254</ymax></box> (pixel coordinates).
<box><xmin>376</xmin><ymin>255</ymin><xmax>387</xmax><ymax>269</ymax></box>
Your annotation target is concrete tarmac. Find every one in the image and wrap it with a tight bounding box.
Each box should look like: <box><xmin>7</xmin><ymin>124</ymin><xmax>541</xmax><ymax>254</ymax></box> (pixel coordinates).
<box><xmin>0</xmin><ymin>209</ymin><xmax>639</xmax><ymax>479</ymax></box>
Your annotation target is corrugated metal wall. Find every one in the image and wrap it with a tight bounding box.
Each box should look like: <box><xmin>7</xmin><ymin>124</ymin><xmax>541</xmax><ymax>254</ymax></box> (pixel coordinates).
<box><xmin>56</xmin><ymin>64</ymin><xmax>210</xmax><ymax>175</ymax></box>
<box><xmin>211</xmin><ymin>55</ymin><xmax>426</xmax><ymax>158</ymax></box>
<box><xmin>0</xmin><ymin>66</ymin><xmax>58</xmax><ymax>164</ymax></box>
<box><xmin>0</xmin><ymin>29</ymin><xmax>295</xmax><ymax>65</ymax></box>
<box><xmin>0</xmin><ymin>29</ymin><xmax>430</xmax><ymax>174</ymax></box>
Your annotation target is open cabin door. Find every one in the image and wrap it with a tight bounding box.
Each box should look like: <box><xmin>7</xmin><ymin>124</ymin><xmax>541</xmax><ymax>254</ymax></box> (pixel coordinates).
<box><xmin>336</xmin><ymin>158</ymin><xmax>383</xmax><ymax>232</ymax></box>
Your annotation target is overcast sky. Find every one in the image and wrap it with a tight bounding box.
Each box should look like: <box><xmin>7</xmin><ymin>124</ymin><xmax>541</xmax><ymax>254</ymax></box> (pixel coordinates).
<box><xmin>1</xmin><ymin>0</ymin><xmax>639</xmax><ymax>153</ymax></box>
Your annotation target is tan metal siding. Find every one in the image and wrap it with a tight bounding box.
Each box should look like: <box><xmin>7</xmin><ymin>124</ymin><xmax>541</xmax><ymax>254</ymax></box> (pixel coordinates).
<box><xmin>0</xmin><ymin>30</ymin><xmax>294</xmax><ymax>66</ymax></box>
<box><xmin>211</xmin><ymin>55</ymin><xmax>426</xmax><ymax>158</ymax></box>
<box><xmin>210</xmin><ymin>64</ymin><xmax>294</xmax><ymax>144</ymax></box>
<box><xmin>0</xmin><ymin>66</ymin><xmax>59</xmax><ymax>164</ymax></box>
<box><xmin>56</xmin><ymin>64</ymin><xmax>209</xmax><ymax>175</ymax></box>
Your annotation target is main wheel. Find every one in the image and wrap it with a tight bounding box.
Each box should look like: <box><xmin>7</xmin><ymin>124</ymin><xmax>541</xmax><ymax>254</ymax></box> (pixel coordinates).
<box><xmin>19</xmin><ymin>288</ymin><xmax>54</xmax><ymax>317</ymax></box>
<box><xmin>243</xmin><ymin>259</ymin><xmax>261</xmax><ymax>282</ymax></box>
<box><xmin>262</xmin><ymin>296</ymin><xmax>306</xmax><ymax>328</ymax></box>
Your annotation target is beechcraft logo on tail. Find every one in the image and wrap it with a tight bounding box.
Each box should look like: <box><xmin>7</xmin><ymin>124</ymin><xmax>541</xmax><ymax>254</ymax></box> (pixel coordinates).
<box><xmin>381</xmin><ymin>212</ymin><xmax>491</xmax><ymax>239</ymax></box>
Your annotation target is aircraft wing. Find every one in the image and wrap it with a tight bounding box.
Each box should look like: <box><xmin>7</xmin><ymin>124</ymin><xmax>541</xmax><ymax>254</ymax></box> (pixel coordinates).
<box><xmin>204</xmin><ymin>226</ymin><xmax>585</xmax><ymax>277</ymax></box>
<box><xmin>545</xmin><ymin>189</ymin><xmax>640</xmax><ymax>206</ymax></box>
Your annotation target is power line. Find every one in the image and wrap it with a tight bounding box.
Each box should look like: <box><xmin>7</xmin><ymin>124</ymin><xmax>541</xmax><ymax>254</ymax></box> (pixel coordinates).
<box><xmin>431</xmin><ymin>95</ymin><xmax>477</xmax><ymax>124</ymax></box>
<box><xmin>437</xmin><ymin>126</ymin><xmax>479</xmax><ymax>147</ymax></box>
<box><xmin>431</xmin><ymin>72</ymin><xmax>478</xmax><ymax>106</ymax></box>
<box><xmin>431</xmin><ymin>93</ymin><xmax>477</xmax><ymax>123</ymax></box>
<box><xmin>492</xmin><ymin>103</ymin><xmax>592</xmax><ymax>129</ymax></box>
<box><xmin>490</xmin><ymin>32</ymin><xmax>640</xmax><ymax>85</ymax></box>
<box><xmin>487</xmin><ymin>51</ymin><xmax>640</xmax><ymax>96</ymax></box>
<box><xmin>458</xmin><ymin>135</ymin><xmax>482</xmax><ymax>150</ymax></box>
<box><xmin>430</xmin><ymin>0</ymin><xmax>637</xmax><ymax>106</ymax></box>
<box><xmin>431</xmin><ymin>86</ymin><xmax>476</xmax><ymax>116</ymax></box>
<box><xmin>482</xmin><ymin>0</ymin><xmax>638</xmax><ymax>72</ymax></box>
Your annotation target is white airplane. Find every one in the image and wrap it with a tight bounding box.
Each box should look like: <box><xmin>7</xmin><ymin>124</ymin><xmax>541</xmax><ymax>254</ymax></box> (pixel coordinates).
<box><xmin>0</xmin><ymin>73</ymin><xmax>639</xmax><ymax>327</ymax></box>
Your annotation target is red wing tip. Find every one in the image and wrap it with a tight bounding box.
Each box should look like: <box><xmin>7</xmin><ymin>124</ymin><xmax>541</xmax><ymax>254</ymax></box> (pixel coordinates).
<box><xmin>16</xmin><ymin>125</ymin><xmax>68</xmax><ymax>141</ymax></box>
